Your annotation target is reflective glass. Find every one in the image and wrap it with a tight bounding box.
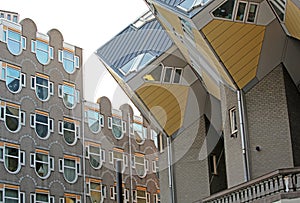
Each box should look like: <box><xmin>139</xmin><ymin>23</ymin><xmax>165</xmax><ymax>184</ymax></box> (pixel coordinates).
<box><xmin>5</xmin><ymin>106</ymin><xmax>19</xmax><ymax>132</ymax></box>
<box><xmin>88</xmin><ymin>110</ymin><xmax>100</xmax><ymax>133</ymax></box>
<box><xmin>36</xmin><ymin>114</ymin><xmax>49</xmax><ymax>139</ymax></box>
<box><xmin>63</xmin><ymin>50</ymin><xmax>75</xmax><ymax>73</ymax></box>
<box><xmin>36</xmin><ymin>76</ymin><xmax>49</xmax><ymax>101</ymax></box>
<box><xmin>64</xmin><ymin>121</ymin><xmax>76</xmax><ymax>145</ymax></box>
<box><xmin>36</xmin><ymin>193</ymin><xmax>48</xmax><ymax>202</ymax></box>
<box><xmin>5</xmin><ymin>147</ymin><xmax>19</xmax><ymax>173</ymax></box>
<box><xmin>212</xmin><ymin>0</ymin><xmax>235</xmax><ymax>19</ymax></box>
<box><xmin>6</xmin><ymin>67</ymin><xmax>20</xmax><ymax>93</ymax></box>
<box><xmin>112</xmin><ymin>117</ymin><xmax>122</xmax><ymax>139</ymax></box>
<box><xmin>36</xmin><ymin>41</ymin><xmax>49</xmax><ymax>65</ymax></box>
<box><xmin>63</xmin><ymin>85</ymin><xmax>75</xmax><ymax>108</ymax></box>
<box><xmin>7</xmin><ymin>30</ymin><xmax>21</xmax><ymax>55</ymax></box>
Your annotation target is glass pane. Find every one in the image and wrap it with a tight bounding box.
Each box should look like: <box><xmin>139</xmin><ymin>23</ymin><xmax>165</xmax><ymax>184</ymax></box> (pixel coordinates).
<box><xmin>5</xmin><ymin>188</ymin><xmax>18</xmax><ymax>198</ymax></box>
<box><xmin>88</xmin><ymin>110</ymin><xmax>100</xmax><ymax>133</ymax></box>
<box><xmin>114</xmin><ymin>151</ymin><xmax>123</xmax><ymax>159</ymax></box>
<box><xmin>136</xmin><ymin>164</ymin><xmax>145</xmax><ymax>177</ymax></box>
<box><xmin>64</xmin><ymin>168</ymin><xmax>76</xmax><ymax>182</ymax></box>
<box><xmin>212</xmin><ymin>0</ymin><xmax>235</xmax><ymax>19</ymax></box>
<box><xmin>138</xmin><ymin>53</ymin><xmax>155</xmax><ymax>71</ymax></box>
<box><xmin>5</xmin><ymin>154</ymin><xmax>19</xmax><ymax>173</ymax></box>
<box><xmin>90</xmin><ymin>146</ymin><xmax>100</xmax><ymax>154</ymax></box>
<box><xmin>235</xmin><ymin>2</ymin><xmax>247</xmax><ymax>21</ymax></box>
<box><xmin>36</xmin><ymin>193</ymin><xmax>49</xmax><ymax>202</ymax></box>
<box><xmin>112</xmin><ymin>126</ymin><xmax>122</xmax><ymax>138</ymax></box>
<box><xmin>173</xmin><ymin>69</ymin><xmax>182</xmax><ymax>84</ymax></box>
<box><xmin>6</xmin><ymin>66</ymin><xmax>20</xmax><ymax>92</ymax></box>
<box><xmin>63</xmin><ymin>59</ymin><xmax>75</xmax><ymax>74</ymax></box>
<box><xmin>144</xmin><ymin>64</ymin><xmax>163</xmax><ymax>81</ymax></box>
<box><xmin>120</xmin><ymin>58</ymin><xmax>135</xmax><ymax>75</ymax></box>
<box><xmin>64</xmin><ymin>130</ymin><xmax>76</xmax><ymax>144</ymax></box>
<box><xmin>5</xmin><ymin>116</ymin><xmax>19</xmax><ymax>132</ymax></box>
<box><xmin>36</xmin><ymin>123</ymin><xmax>49</xmax><ymax>138</ymax></box>
<box><xmin>65</xmin><ymin>197</ymin><xmax>76</xmax><ymax>203</ymax></box>
<box><xmin>91</xmin><ymin>191</ymin><xmax>102</xmax><ymax>203</ymax></box>
<box><xmin>36</xmin><ymin>153</ymin><xmax>48</xmax><ymax>162</ymax></box>
<box><xmin>7</xmin><ymin>30</ymin><xmax>21</xmax><ymax>55</ymax></box>
<box><xmin>247</xmin><ymin>4</ymin><xmax>258</xmax><ymax>22</ymax></box>
<box><xmin>178</xmin><ymin>0</ymin><xmax>195</xmax><ymax>11</ymax></box>
<box><xmin>36</xmin><ymin>86</ymin><xmax>49</xmax><ymax>101</ymax></box>
<box><xmin>36</xmin><ymin>114</ymin><xmax>48</xmax><ymax>124</ymax></box>
<box><xmin>90</xmin><ymin>154</ymin><xmax>101</xmax><ymax>168</ymax></box>
<box><xmin>6</xmin><ymin>106</ymin><xmax>19</xmax><ymax>116</ymax></box>
<box><xmin>64</xmin><ymin>159</ymin><xmax>75</xmax><ymax>167</ymax></box>
<box><xmin>163</xmin><ymin>68</ymin><xmax>172</xmax><ymax>83</ymax></box>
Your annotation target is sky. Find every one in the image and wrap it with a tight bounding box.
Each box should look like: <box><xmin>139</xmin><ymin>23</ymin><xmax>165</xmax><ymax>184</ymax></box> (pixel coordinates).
<box><xmin>2</xmin><ymin>1</ymin><xmax>149</xmax><ymax>112</ymax></box>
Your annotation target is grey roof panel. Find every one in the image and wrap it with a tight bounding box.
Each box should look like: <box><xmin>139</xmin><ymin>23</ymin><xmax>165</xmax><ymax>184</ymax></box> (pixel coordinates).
<box><xmin>96</xmin><ymin>15</ymin><xmax>173</xmax><ymax>78</ymax></box>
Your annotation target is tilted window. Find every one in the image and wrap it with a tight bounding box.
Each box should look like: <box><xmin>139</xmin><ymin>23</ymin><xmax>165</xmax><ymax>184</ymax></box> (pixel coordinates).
<box><xmin>30</xmin><ymin>110</ymin><xmax>54</xmax><ymax>139</ymax></box>
<box><xmin>212</xmin><ymin>0</ymin><xmax>236</xmax><ymax>20</ymax></box>
<box><xmin>58</xmin><ymin>118</ymin><xmax>80</xmax><ymax>146</ymax></box>
<box><xmin>30</xmin><ymin>150</ymin><xmax>54</xmax><ymax>179</ymax></box>
<box><xmin>85</xmin><ymin>144</ymin><xmax>105</xmax><ymax>169</ymax></box>
<box><xmin>58</xmin><ymin>82</ymin><xmax>80</xmax><ymax>109</ymax></box>
<box><xmin>0</xmin><ymin>101</ymin><xmax>25</xmax><ymax>133</ymax></box>
<box><xmin>31</xmin><ymin>74</ymin><xmax>54</xmax><ymax>101</ymax></box>
<box><xmin>59</xmin><ymin>156</ymin><xmax>80</xmax><ymax>184</ymax></box>
<box><xmin>119</xmin><ymin>53</ymin><xmax>155</xmax><ymax>76</ymax></box>
<box><xmin>229</xmin><ymin>107</ymin><xmax>238</xmax><ymax>135</ymax></box>
<box><xmin>0</xmin><ymin>142</ymin><xmax>25</xmax><ymax>174</ymax></box>
<box><xmin>0</xmin><ymin>62</ymin><xmax>25</xmax><ymax>93</ymax></box>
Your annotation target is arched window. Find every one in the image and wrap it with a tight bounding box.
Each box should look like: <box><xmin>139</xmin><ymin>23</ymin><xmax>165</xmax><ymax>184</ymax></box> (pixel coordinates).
<box><xmin>59</xmin><ymin>156</ymin><xmax>80</xmax><ymax>184</ymax></box>
<box><xmin>31</xmin><ymin>73</ymin><xmax>54</xmax><ymax>101</ymax></box>
<box><xmin>30</xmin><ymin>150</ymin><xmax>54</xmax><ymax>179</ymax></box>
<box><xmin>0</xmin><ymin>143</ymin><xmax>25</xmax><ymax>174</ymax></box>
<box><xmin>59</xmin><ymin>118</ymin><xmax>80</xmax><ymax>146</ymax></box>
<box><xmin>0</xmin><ymin>101</ymin><xmax>25</xmax><ymax>133</ymax></box>
<box><xmin>31</xmin><ymin>33</ymin><xmax>53</xmax><ymax>65</ymax></box>
<box><xmin>58</xmin><ymin>82</ymin><xmax>80</xmax><ymax>109</ymax></box>
<box><xmin>0</xmin><ymin>62</ymin><xmax>25</xmax><ymax>93</ymax></box>
<box><xmin>58</xmin><ymin>43</ymin><xmax>80</xmax><ymax>74</ymax></box>
<box><xmin>30</xmin><ymin>110</ymin><xmax>54</xmax><ymax>139</ymax></box>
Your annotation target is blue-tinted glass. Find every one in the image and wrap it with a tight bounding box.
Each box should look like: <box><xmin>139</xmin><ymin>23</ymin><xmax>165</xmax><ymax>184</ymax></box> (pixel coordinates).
<box><xmin>138</xmin><ymin>53</ymin><xmax>155</xmax><ymax>71</ymax></box>
<box><xmin>63</xmin><ymin>59</ymin><xmax>75</xmax><ymax>73</ymax></box>
<box><xmin>36</xmin><ymin>49</ymin><xmax>49</xmax><ymax>64</ymax></box>
<box><xmin>6</xmin><ymin>67</ymin><xmax>20</xmax><ymax>93</ymax></box>
<box><xmin>120</xmin><ymin>58</ymin><xmax>135</xmax><ymax>75</ymax></box>
<box><xmin>64</xmin><ymin>159</ymin><xmax>75</xmax><ymax>167</ymax></box>
<box><xmin>3</xmin><ymin>30</ymin><xmax>6</xmax><ymax>42</ymax></box>
<box><xmin>112</xmin><ymin>125</ymin><xmax>122</xmax><ymax>138</ymax></box>
<box><xmin>88</xmin><ymin>110</ymin><xmax>100</xmax><ymax>133</ymax></box>
<box><xmin>63</xmin><ymin>85</ymin><xmax>75</xmax><ymax>108</ymax></box>
<box><xmin>178</xmin><ymin>0</ymin><xmax>194</xmax><ymax>11</ymax></box>
<box><xmin>64</xmin><ymin>50</ymin><xmax>74</xmax><ymax>60</ymax></box>
<box><xmin>36</xmin><ymin>86</ymin><xmax>48</xmax><ymax>101</ymax></box>
<box><xmin>37</xmin><ymin>41</ymin><xmax>48</xmax><ymax>50</ymax></box>
<box><xmin>7</xmin><ymin>38</ymin><xmax>21</xmax><ymax>55</ymax></box>
<box><xmin>6</xmin><ymin>67</ymin><xmax>20</xmax><ymax>78</ymax></box>
<box><xmin>63</xmin><ymin>85</ymin><xmax>75</xmax><ymax>95</ymax></box>
<box><xmin>8</xmin><ymin>30</ymin><xmax>21</xmax><ymax>41</ymax></box>
<box><xmin>36</xmin><ymin>77</ymin><xmax>48</xmax><ymax>86</ymax></box>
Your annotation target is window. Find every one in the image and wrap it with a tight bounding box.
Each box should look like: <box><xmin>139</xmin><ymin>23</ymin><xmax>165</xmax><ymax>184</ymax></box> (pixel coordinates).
<box><xmin>30</xmin><ymin>190</ymin><xmax>54</xmax><ymax>203</ymax></box>
<box><xmin>212</xmin><ymin>0</ymin><xmax>236</xmax><ymax>20</ymax></box>
<box><xmin>109</xmin><ymin>148</ymin><xmax>127</xmax><ymax>173</ymax></box>
<box><xmin>180</xmin><ymin>17</ymin><xmax>195</xmax><ymax>41</ymax></box>
<box><xmin>1</xmin><ymin>24</ymin><xmax>26</xmax><ymax>55</ymax></box>
<box><xmin>58</xmin><ymin>44</ymin><xmax>80</xmax><ymax>74</ymax></box>
<box><xmin>87</xmin><ymin>179</ymin><xmax>106</xmax><ymax>203</ymax></box>
<box><xmin>108</xmin><ymin>115</ymin><xmax>126</xmax><ymax>139</ymax></box>
<box><xmin>132</xmin><ymin>11</ymin><xmax>155</xmax><ymax>29</ymax></box>
<box><xmin>31</xmin><ymin>73</ymin><xmax>54</xmax><ymax>101</ymax></box>
<box><xmin>229</xmin><ymin>107</ymin><xmax>238</xmax><ymax>135</ymax></box>
<box><xmin>177</xmin><ymin>0</ymin><xmax>210</xmax><ymax>12</ymax></box>
<box><xmin>85</xmin><ymin>109</ymin><xmax>104</xmax><ymax>133</ymax></box>
<box><xmin>235</xmin><ymin>1</ymin><xmax>247</xmax><ymax>21</ymax></box>
<box><xmin>59</xmin><ymin>156</ymin><xmax>80</xmax><ymax>184</ymax></box>
<box><xmin>0</xmin><ymin>142</ymin><xmax>25</xmax><ymax>174</ymax></box>
<box><xmin>152</xmin><ymin>159</ymin><xmax>159</xmax><ymax>173</ymax></box>
<box><xmin>85</xmin><ymin>144</ymin><xmax>105</xmax><ymax>169</ymax></box>
<box><xmin>133</xmin><ymin>122</ymin><xmax>147</xmax><ymax>145</ymax></box>
<box><xmin>110</xmin><ymin>185</ymin><xmax>129</xmax><ymax>202</ymax></box>
<box><xmin>134</xmin><ymin>187</ymin><xmax>149</xmax><ymax>203</ymax></box>
<box><xmin>209</xmin><ymin>154</ymin><xmax>218</xmax><ymax>175</ymax></box>
<box><xmin>13</xmin><ymin>15</ymin><xmax>18</xmax><ymax>23</ymax></box>
<box><xmin>119</xmin><ymin>53</ymin><xmax>155</xmax><ymax>76</ymax></box>
<box><xmin>246</xmin><ymin>3</ymin><xmax>258</xmax><ymax>23</ymax></box>
<box><xmin>59</xmin><ymin>118</ymin><xmax>80</xmax><ymax>146</ymax></box>
<box><xmin>154</xmin><ymin>193</ymin><xmax>161</xmax><ymax>203</ymax></box>
<box><xmin>0</xmin><ymin>62</ymin><xmax>25</xmax><ymax>93</ymax></box>
<box><xmin>30</xmin><ymin>150</ymin><xmax>54</xmax><ymax>179</ymax></box>
<box><xmin>30</xmin><ymin>110</ymin><xmax>54</xmax><ymax>139</ymax></box>
<box><xmin>0</xmin><ymin>101</ymin><xmax>25</xmax><ymax>133</ymax></box>
<box><xmin>60</xmin><ymin>193</ymin><xmax>81</xmax><ymax>203</ymax></box>
<box><xmin>31</xmin><ymin>34</ymin><xmax>53</xmax><ymax>65</ymax></box>
<box><xmin>58</xmin><ymin>82</ymin><xmax>79</xmax><ymax>109</ymax></box>
<box><xmin>134</xmin><ymin>153</ymin><xmax>148</xmax><ymax>178</ymax></box>
<box><xmin>143</xmin><ymin>64</ymin><xmax>163</xmax><ymax>82</ymax></box>
<box><xmin>269</xmin><ymin>0</ymin><xmax>285</xmax><ymax>21</ymax></box>
<box><xmin>0</xmin><ymin>184</ymin><xmax>25</xmax><ymax>203</ymax></box>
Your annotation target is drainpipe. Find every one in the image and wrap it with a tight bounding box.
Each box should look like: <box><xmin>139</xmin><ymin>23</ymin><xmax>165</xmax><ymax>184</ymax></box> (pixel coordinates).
<box><xmin>167</xmin><ymin>137</ymin><xmax>175</xmax><ymax>203</ymax></box>
<box><xmin>81</xmin><ymin>99</ymin><xmax>87</xmax><ymax>203</ymax></box>
<box><xmin>237</xmin><ymin>90</ymin><xmax>250</xmax><ymax>181</ymax></box>
<box><xmin>128</xmin><ymin>113</ymin><xmax>134</xmax><ymax>203</ymax></box>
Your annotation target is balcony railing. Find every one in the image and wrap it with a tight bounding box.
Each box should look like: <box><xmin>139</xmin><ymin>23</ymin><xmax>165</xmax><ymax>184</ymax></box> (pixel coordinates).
<box><xmin>197</xmin><ymin>167</ymin><xmax>300</xmax><ymax>203</ymax></box>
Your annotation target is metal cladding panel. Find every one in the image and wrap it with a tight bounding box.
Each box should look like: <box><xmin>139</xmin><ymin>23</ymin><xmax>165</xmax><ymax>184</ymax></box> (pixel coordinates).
<box><xmin>96</xmin><ymin>19</ymin><xmax>173</xmax><ymax>78</ymax></box>
<box><xmin>285</xmin><ymin>0</ymin><xmax>300</xmax><ymax>40</ymax></box>
<box><xmin>156</xmin><ymin>0</ymin><xmax>182</xmax><ymax>7</ymax></box>
<box><xmin>202</xmin><ymin>20</ymin><xmax>266</xmax><ymax>89</ymax></box>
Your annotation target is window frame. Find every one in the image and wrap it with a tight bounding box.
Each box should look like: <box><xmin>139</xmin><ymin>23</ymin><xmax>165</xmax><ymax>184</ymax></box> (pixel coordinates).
<box><xmin>58</xmin><ymin>48</ymin><xmax>80</xmax><ymax>74</ymax></box>
<box><xmin>0</xmin><ymin>143</ymin><xmax>25</xmax><ymax>174</ymax></box>
<box><xmin>31</xmin><ymin>38</ymin><xmax>54</xmax><ymax>65</ymax></box>
<box><xmin>58</xmin><ymin>118</ymin><xmax>80</xmax><ymax>146</ymax></box>
<box><xmin>59</xmin><ymin>156</ymin><xmax>80</xmax><ymax>184</ymax></box>
<box><xmin>108</xmin><ymin>116</ymin><xmax>126</xmax><ymax>140</ymax></box>
<box><xmin>30</xmin><ymin>150</ymin><xmax>54</xmax><ymax>179</ymax></box>
<box><xmin>59</xmin><ymin>193</ymin><xmax>81</xmax><ymax>203</ymax></box>
<box><xmin>0</xmin><ymin>101</ymin><xmax>25</xmax><ymax>133</ymax></box>
<box><xmin>30</xmin><ymin>110</ymin><xmax>54</xmax><ymax>140</ymax></box>
<box><xmin>134</xmin><ymin>153</ymin><xmax>148</xmax><ymax>178</ymax></box>
<box><xmin>30</xmin><ymin>190</ymin><xmax>55</xmax><ymax>203</ymax></box>
<box><xmin>109</xmin><ymin>149</ymin><xmax>127</xmax><ymax>173</ymax></box>
<box><xmin>0</xmin><ymin>62</ymin><xmax>25</xmax><ymax>94</ymax></box>
<box><xmin>0</xmin><ymin>184</ymin><xmax>25</xmax><ymax>203</ymax></box>
<box><xmin>85</xmin><ymin>109</ymin><xmax>104</xmax><ymax>134</ymax></box>
<box><xmin>31</xmin><ymin>74</ymin><xmax>54</xmax><ymax>102</ymax></box>
<box><xmin>87</xmin><ymin>179</ymin><xmax>106</xmax><ymax>203</ymax></box>
<box><xmin>58</xmin><ymin>82</ymin><xmax>80</xmax><ymax>109</ymax></box>
<box><xmin>2</xmin><ymin>26</ymin><xmax>26</xmax><ymax>55</ymax></box>
<box><xmin>229</xmin><ymin>107</ymin><xmax>238</xmax><ymax>135</ymax></box>
<box><xmin>85</xmin><ymin>144</ymin><xmax>105</xmax><ymax>169</ymax></box>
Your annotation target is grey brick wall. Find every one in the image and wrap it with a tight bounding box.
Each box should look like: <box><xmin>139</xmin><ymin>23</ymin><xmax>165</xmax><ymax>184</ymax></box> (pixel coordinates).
<box><xmin>245</xmin><ymin>65</ymin><xmax>294</xmax><ymax>179</ymax></box>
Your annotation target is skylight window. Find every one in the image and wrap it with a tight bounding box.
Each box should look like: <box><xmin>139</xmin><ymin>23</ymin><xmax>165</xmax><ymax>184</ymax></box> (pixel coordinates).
<box><xmin>177</xmin><ymin>0</ymin><xmax>209</xmax><ymax>12</ymax></box>
<box><xmin>119</xmin><ymin>53</ymin><xmax>155</xmax><ymax>76</ymax></box>
<box><xmin>132</xmin><ymin>11</ymin><xmax>155</xmax><ymax>29</ymax></box>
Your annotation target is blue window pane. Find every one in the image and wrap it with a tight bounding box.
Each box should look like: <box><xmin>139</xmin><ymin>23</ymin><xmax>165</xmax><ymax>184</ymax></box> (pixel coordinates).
<box><xmin>63</xmin><ymin>85</ymin><xmax>75</xmax><ymax>95</ymax></box>
<box><xmin>3</xmin><ymin>30</ymin><xmax>7</xmax><ymax>42</ymax></box>
<box><xmin>8</xmin><ymin>30</ymin><xmax>21</xmax><ymax>41</ymax></box>
<box><xmin>6</xmin><ymin>67</ymin><xmax>20</xmax><ymax>78</ymax></box>
<box><xmin>36</xmin><ymin>41</ymin><xmax>49</xmax><ymax>64</ymax></box>
<box><xmin>6</xmin><ymin>67</ymin><xmax>20</xmax><ymax>93</ymax></box>
<box><xmin>37</xmin><ymin>41</ymin><xmax>48</xmax><ymax>50</ymax></box>
<box><xmin>63</xmin><ymin>59</ymin><xmax>75</xmax><ymax>73</ymax></box>
<box><xmin>178</xmin><ymin>0</ymin><xmax>195</xmax><ymax>11</ymax></box>
<box><xmin>7</xmin><ymin>39</ymin><xmax>21</xmax><ymax>55</ymax></box>
<box><xmin>138</xmin><ymin>53</ymin><xmax>155</xmax><ymax>71</ymax></box>
<box><xmin>64</xmin><ymin>50</ymin><xmax>74</xmax><ymax>60</ymax></box>
<box><xmin>36</xmin><ymin>77</ymin><xmax>48</xmax><ymax>86</ymax></box>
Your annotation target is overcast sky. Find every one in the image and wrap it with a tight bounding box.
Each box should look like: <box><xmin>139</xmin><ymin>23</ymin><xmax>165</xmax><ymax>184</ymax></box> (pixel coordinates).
<box><xmin>2</xmin><ymin>0</ymin><xmax>149</xmax><ymax>61</ymax></box>
<box><xmin>1</xmin><ymin>1</ymin><xmax>148</xmax><ymax>112</ymax></box>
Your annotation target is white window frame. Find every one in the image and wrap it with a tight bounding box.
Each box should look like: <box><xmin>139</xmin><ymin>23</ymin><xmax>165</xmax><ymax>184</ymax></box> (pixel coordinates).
<box><xmin>0</xmin><ymin>101</ymin><xmax>25</xmax><ymax>133</ymax></box>
<box><xmin>2</xmin><ymin>26</ymin><xmax>26</xmax><ymax>55</ymax></box>
<box><xmin>87</xmin><ymin>179</ymin><xmax>106</xmax><ymax>203</ymax></box>
<box><xmin>109</xmin><ymin>150</ymin><xmax>127</xmax><ymax>173</ymax></box>
<box><xmin>30</xmin><ymin>191</ymin><xmax>55</xmax><ymax>203</ymax></box>
<box><xmin>246</xmin><ymin>2</ymin><xmax>259</xmax><ymax>23</ymax></box>
<box><xmin>58</xmin><ymin>49</ymin><xmax>80</xmax><ymax>74</ymax></box>
<box><xmin>0</xmin><ymin>143</ymin><xmax>25</xmax><ymax>174</ymax></box>
<box><xmin>108</xmin><ymin>116</ymin><xmax>126</xmax><ymax>139</ymax></box>
<box><xmin>0</xmin><ymin>185</ymin><xmax>25</xmax><ymax>203</ymax></box>
<box><xmin>59</xmin><ymin>157</ymin><xmax>80</xmax><ymax>184</ymax></box>
<box><xmin>58</xmin><ymin>83</ymin><xmax>80</xmax><ymax>109</ymax></box>
<box><xmin>234</xmin><ymin>1</ymin><xmax>248</xmax><ymax>22</ymax></box>
<box><xmin>229</xmin><ymin>107</ymin><xmax>238</xmax><ymax>135</ymax></box>
<box><xmin>30</xmin><ymin>151</ymin><xmax>54</xmax><ymax>179</ymax></box>
<box><xmin>86</xmin><ymin>144</ymin><xmax>105</xmax><ymax>169</ymax></box>
<box><xmin>133</xmin><ymin>122</ymin><xmax>148</xmax><ymax>145</ymax></box>
<box><xmin>85</xmin><ymin>109</ymin><xmax>104</xmax><ymax>133</ymax></box>
<box><xmin>0</xmin><ymin>62</ymin><xmax>26</xmax><ymax>94</ymax></box>
<box><xmin>31</xmin><ymin>74</ymin><xmax>54</xmax><ymax>102</ymax></box>
<box><xmin>134</xmin><ymin>155</ymin><xmax>148</xmax><ymax>178</ymax></box>
<box><xmin>30</xmin><ymin>111</ymin><xmax>54</xmax><ymax>140</ymax></box>
<box><xmin>58</xmin><ymin>119</ymin><xmax>80</xmax><ymax>146</ymax></box>
<box><xmin>31</xmin><ymin>39</ymin><xmax>54</xmax><ymax>65</ymax></box>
